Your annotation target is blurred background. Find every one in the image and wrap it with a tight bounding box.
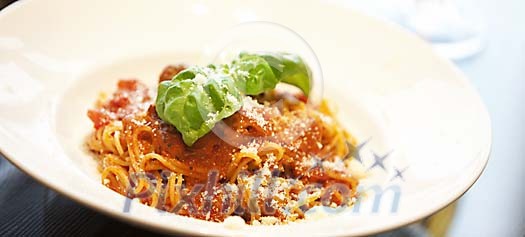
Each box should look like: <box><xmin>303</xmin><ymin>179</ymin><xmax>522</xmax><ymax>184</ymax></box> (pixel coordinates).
<box><xmin>0</xmin><ymin>0</ymin><xmax>524</xmax><ymax>236</ymax></box>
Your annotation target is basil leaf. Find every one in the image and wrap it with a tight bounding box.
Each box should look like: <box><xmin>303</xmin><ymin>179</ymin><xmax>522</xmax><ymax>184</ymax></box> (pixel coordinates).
<box><xmin>231</xmin><ymin>54</ymin><xmax>279</xmax><ymax>95</ymax></box>
<box><xmin>156</xmin><ymin>67</ymin><xmax>242</xmax><ymax>146</ymax></box>
<box><xmin>240</xmin><ymin>52</ymin><xmax>311</xmax><ymax>96</ymax></box>
<box><xmin>156</xmin><ymin>52</ymin><xmax>312</xmax><ymax>146</ymax></box>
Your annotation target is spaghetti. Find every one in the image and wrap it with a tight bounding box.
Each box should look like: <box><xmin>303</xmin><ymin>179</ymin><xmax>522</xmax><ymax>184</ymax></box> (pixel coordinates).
<box><xmin>86</xmin><ymin>65</ymin><xmax>360</xmax><ymax>224</ymax></box>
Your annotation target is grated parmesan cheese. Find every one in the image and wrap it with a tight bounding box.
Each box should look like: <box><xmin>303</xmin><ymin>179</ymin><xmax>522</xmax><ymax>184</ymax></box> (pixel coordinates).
<box><xmin>241</xmin><ymin>97</ymin><xmax>268</xmax><ymax>127</ymax></box>
<box><xmin>205</xmin><ymin>112</ymin><xmax>218</xmax><ymax>124</ymax></box>
<box><xmin>194</xmin><ymin>73</ymin><xmax>208</xmax><ymax>86</ymax></box>
<box><xmin>239</xmin><ymin>141</ymin><xmax>260</xmax><ymax>154</ymax></box>
<box><xmin>226</xmin><ymin>93</ymin><xmax>238</xmax><ymax>104</ymax></box>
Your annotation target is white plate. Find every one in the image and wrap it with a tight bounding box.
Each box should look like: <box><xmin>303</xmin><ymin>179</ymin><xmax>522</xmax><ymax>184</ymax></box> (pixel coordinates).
<box><xmin>0</xmin><ymin>0</ymin><xmax>491</xmax><ymax>236</ymax></box>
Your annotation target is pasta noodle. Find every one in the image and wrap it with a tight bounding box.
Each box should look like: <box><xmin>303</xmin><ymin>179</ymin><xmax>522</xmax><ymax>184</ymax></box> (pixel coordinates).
<box><xmin>86</xmin><ymin>67</ymin><xmax>360</xmax><ymax>224</ymax></box>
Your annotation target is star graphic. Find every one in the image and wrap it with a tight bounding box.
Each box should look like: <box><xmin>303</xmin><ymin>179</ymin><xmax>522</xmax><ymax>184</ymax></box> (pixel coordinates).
<box><xmin>390</xmin><ymin>166</ymin><xmax>409</xmax><ymax>182</ymax></box>
<box><xmin>367</xmin><ymin>151</ymin><xmax>392</xmax><ymax>171</ymax></box>
<box><xmin>344</xmin><ymin>138</ymin><xmax>370</xmax><ymax>163</ymax></box>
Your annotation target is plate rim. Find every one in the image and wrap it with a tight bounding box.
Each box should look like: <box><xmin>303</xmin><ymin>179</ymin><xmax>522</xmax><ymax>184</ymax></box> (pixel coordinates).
<box><xmin>0</xmin><ymin>0</ymin><xmax>492</xmax><ymax>235</ymax></box>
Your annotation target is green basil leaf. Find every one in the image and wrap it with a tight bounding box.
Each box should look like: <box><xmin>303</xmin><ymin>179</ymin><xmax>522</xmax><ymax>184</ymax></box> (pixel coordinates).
<box><xmin>231</xmin><ymin>54</ymin><xmax>279</xmax><ymax>95</ymax></box>
<box><xmin>156</xmin><ymin>67</ymin><xmax>242</xmax><ymax>146</ymax></box>
<box><xmin>155</xmin><ymin>52</ymin><xmax>312</xmax><ymax>146</ymax></box>
<box><xmin>241</xmin><ymin>52</ymin><xmax>311</xmax><ymax>96</ymax></box>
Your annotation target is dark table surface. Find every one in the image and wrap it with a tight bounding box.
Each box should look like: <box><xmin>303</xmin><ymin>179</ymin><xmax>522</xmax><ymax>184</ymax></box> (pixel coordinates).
<box><xmin>0</xmin><ymin>157</ymin><xmax>162</xmax><ymax>236</ymax></box>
